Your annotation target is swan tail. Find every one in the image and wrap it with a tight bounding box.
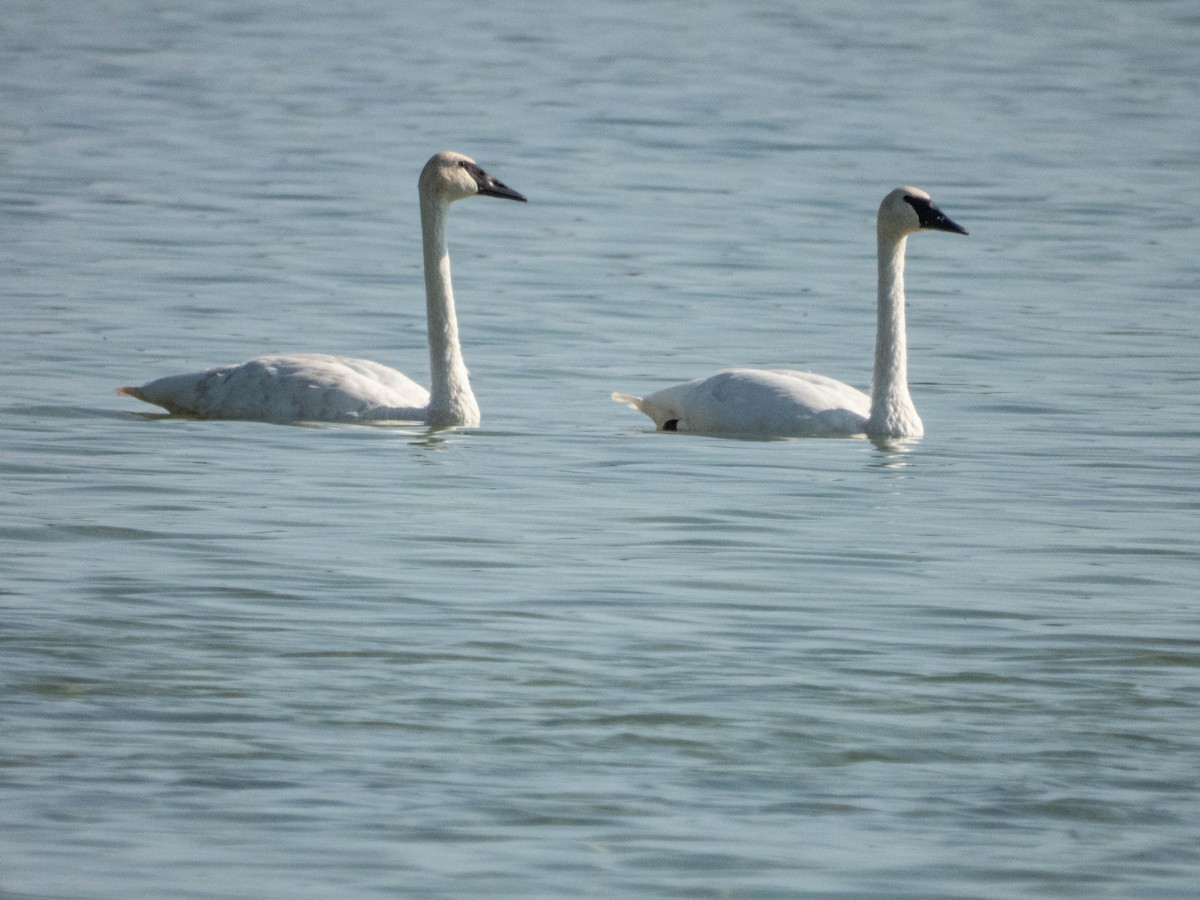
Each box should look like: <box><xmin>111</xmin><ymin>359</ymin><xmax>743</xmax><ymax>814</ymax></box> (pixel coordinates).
<box><xmin>612</xmin><ymin>391</ymin><xmax>681</xmax><ymax>430</ymax></box>
<box><xmin>117</xmin><ymin>384</ymin><xmax>192</xmax><ymax>416</ymax></box>
<box><xmin>610</xmin><ymin>391</ymin><xmax>646</xmax><ymax>412</ymax></box>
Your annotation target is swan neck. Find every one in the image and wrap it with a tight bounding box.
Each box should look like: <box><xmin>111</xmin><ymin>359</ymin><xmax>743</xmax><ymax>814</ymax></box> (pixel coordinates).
<box><xmin>420</xmin><ymin>192</ymin><xmax>479</xmax><ymax>426</ymax></box>
<box><xmin>868</xmin><ymin>228</ymin><xmax>922</xmax><ymax>437</ymax></box>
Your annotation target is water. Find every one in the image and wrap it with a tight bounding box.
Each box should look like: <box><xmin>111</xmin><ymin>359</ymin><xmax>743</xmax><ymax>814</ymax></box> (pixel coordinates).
<box><xmin>3</xmin><ymin>0</ymin><xmax>1199</xmax><ymax>896</ymax></box>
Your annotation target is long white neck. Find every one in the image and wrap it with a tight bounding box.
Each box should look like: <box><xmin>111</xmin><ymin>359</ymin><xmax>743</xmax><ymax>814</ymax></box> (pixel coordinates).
<box><xmin>866</xmin><ymin>227</ymin><xmax>923</xmax><ymax>437</ymax></box>
<box><xmin>420</xmin><ymin>193</ymin><xmax>480</xmax><ymax>427</ymax></box>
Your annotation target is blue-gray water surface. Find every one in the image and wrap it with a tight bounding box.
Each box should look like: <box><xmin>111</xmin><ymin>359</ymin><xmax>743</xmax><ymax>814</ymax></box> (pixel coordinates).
<box><xmin>3</xmin><ymin>1</ymin><xmax>1199</xmax><ymax>897</ymax></box>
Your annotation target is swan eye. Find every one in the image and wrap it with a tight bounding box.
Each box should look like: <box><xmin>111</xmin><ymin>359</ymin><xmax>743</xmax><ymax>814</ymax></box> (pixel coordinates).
<box><xmin>903</xmin><ymin>194</ymin><xmax>934</xmax><ymax>220</ymax></box>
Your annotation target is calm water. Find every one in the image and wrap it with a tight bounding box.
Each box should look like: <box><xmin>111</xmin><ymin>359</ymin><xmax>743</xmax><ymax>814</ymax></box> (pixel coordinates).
<box><xmin>3</xmin><ymin>1</ymin><xmax>1199</xmax><ymax>897</ymax></box>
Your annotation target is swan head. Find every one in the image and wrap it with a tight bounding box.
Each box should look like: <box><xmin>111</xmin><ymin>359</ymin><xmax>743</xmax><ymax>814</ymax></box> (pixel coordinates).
<box><xmin>879</xmin><ymin>187</ymin><xmax>968</xmax><ymax>237</ymax></box>
<box><xmin>420</xmin><ymin>151</ymin><xmax>527</xmax><ymax>204</ymax></box>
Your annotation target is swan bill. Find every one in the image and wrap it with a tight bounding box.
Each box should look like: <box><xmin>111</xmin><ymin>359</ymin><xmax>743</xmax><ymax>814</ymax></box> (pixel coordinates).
<box><xmin>478</xmin><ymin>180</ymin><xmax>527</xmax><ymax>202</ymax></box>
<box><xmin>461</xmin><ymin>160</ymin><xmax>527</xmax><ymax>202</ymax></box>
<box><xmin>904</xmin><ymin>194</ymin><xmax>968</xmax><ymax>235</ymax></box>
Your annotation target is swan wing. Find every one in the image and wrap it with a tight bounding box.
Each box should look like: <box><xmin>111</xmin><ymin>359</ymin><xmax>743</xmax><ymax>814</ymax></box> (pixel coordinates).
<box><xmin>618</xmin><ymin>368</ymin><xmax>869</xmax><ymax>436</ymax></box>
<box><xmin>118</xmin><ymin>353</ymin><xmax>430</xmax><ymax>423</ymax></box>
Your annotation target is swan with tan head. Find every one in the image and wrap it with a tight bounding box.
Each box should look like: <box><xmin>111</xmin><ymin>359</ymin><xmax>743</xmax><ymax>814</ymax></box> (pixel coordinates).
<box><xmin>118</xmin><ymin>151</ymin><xmax>526</xmax><ymax>426</ymax></box>
<box><xmin>613</xmin><ymin>187</ymin><xmax>967</xmax><ymax>439</ymax></box>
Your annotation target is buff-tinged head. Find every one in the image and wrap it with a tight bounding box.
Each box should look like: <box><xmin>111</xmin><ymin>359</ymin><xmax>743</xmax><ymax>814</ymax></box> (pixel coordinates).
<box><xmin>419</xmin><ymin>151</ymin><xmax>526</xmax><ymax>204</ymax></box>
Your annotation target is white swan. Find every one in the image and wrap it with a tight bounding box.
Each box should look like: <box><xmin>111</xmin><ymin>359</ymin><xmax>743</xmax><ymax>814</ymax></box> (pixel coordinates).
<box><xmin>117</xmin><ymin>151</ymin><xmax>526</xmax><ymax>426</ymax></box>
<box><xmin>612</xmin><ymin>187</ymin><xmax>967</xmax><ymax>439</ymax></box>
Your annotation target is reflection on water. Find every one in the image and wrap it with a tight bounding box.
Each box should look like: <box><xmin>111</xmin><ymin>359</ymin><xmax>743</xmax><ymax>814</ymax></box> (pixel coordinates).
<box><xmin>868</xmin><ymin>436</ymin><xmax>921</xmax><ymax>459</ymax></box>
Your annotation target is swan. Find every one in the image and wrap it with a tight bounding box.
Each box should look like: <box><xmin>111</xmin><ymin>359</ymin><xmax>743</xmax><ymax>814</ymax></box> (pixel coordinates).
<box><xmin>612</xmin><ymin>187</ymin><xmax>967</xmax><ymax>439</ymax></box>
<box><xmin>117</xmin><ymin>151</ymin><xmax>526</xmax><ymax>426</ymax></box>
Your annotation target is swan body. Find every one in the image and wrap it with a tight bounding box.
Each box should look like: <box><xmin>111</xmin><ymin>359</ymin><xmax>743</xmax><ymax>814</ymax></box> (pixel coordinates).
<box><xmin>118</xmin><ymin>151</ymin><xmax>526</xmax><ymax>426</ymax></box>
<box><xmin>613</xmin><ymin>187</ymin><xmax>967</xmax><ymax>439</ymax></box>
<box><xmin>613</xmin><ymin>368</ymin><xmax>870</xmax><ymax>437</ymax></box>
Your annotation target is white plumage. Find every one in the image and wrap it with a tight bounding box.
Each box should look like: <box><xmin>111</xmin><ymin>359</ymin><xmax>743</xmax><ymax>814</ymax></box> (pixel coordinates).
<box><xmin>613</xmin><ymin>186</ymin><xmax>967</xmax><ymax>439</ymax></box>
<box><xmin>118</xmin><ymin>151</ymin><xmax>525</xmax><ymax>426</ymax></box>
